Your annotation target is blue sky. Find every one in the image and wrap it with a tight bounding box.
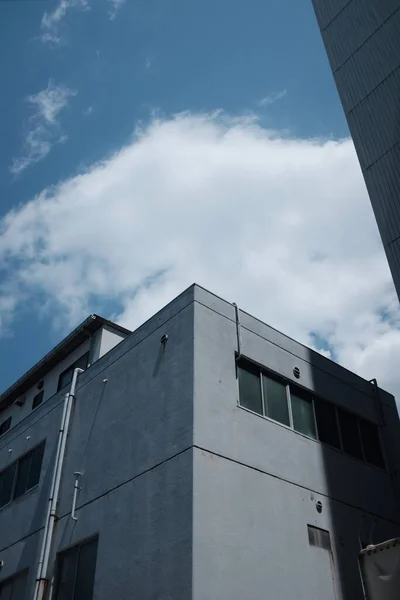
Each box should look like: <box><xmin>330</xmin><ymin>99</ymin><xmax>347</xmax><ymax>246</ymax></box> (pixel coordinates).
<box><xmin>1</xmin><ymin>0</ymin><xmax>399</xmax><ymax>401</ymax></box>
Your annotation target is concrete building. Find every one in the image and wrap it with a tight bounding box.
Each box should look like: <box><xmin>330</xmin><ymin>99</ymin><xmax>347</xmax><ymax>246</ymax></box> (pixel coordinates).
<box><xmin>0</xmin><ymin>284</ymin><xmax>399</xmax><ymax>600</ymax></box>
<box><xmin>311</xmin><ymin>0</ymin><xmax>400</xmax><ymax>298</ymax></box>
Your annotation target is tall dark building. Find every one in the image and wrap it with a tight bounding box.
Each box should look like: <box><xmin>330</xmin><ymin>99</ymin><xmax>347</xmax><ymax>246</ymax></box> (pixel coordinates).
<box><xmin>312</xmin><ymin>1</ymin><xmax>400</xmax><ymax>298</ymax></box>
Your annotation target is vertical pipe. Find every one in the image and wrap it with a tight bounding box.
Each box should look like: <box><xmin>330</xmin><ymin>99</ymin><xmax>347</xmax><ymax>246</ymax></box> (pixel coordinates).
<box><xmin>233</xmin><ymin>303</ymin><xmax>242</xmax><ymax>362</ymax></box>
<box><xmin>33</xmin><ymin>368</ymin><xmax>84</xmax><ymax>600</ymax></box>
<box><xmin>71</xmin><ymin>472</ymin><xmax>82</xmax><ymax>521</ymax></box>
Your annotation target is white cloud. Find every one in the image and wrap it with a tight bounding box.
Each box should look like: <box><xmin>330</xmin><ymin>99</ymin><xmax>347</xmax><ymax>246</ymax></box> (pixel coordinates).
<box><xmin>259</xmin><ymin>90</ymin><xmax>287</xmax><ymax>107</ymax></box>
<box><xmin>41</xmin><ymin>0</ymin><xmax>89</xmax><ymax>45</ymax></box>
<box><xmin>107</xmin><ymin>0</ymin><xmax>125</xmax><ymax>20</ymax></box>
<box><xmin>10</xmin><ymin>81</ymin><xmax>76</xmax><ymax>175</ymax></box>
<box><xmin>2</xmin><ymin>111</ymin><xmax>400</xmax><ymax>403</ymax></box>
<box><xmin>83</xmin><ymin>106</ymin><xmax>93</xmax><ymax>116</ymax></box>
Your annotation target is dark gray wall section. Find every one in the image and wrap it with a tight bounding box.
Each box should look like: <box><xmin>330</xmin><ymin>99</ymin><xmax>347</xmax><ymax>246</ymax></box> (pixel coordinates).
<box><xmin>0</xmin><ymin>285</ymin><xmax>195</xmax><ymax>599</ymax></box>
<box><xmin>312</xmin><ymin>0</ymin><xmax>400</xmax><ymax>299</ymax></box>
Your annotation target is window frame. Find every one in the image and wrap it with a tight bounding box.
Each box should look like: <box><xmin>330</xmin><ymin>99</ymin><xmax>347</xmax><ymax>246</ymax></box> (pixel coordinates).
<box><xmin>237</xmin><ymin>356</ymin><xmax>385</xmax><ymax>470</ymax></box>
<box><xmin>57</xmin><ymin>352</ymin><xmax>89</xmax><ymax>393</ymax></box>
<box><xmin>261</xmin><ymin>371</ymin><xmax>292</xmax><ymax>428</ymax></box>
<box><xmin>54</xmin><ymin>536</ymin><xmax>99</xmax><ymax>600</ymax></box>
<box><xmin>0</xmin><ymin>416</ymin><xmax>12</xmax><ymax>436</ymax></box>
<box><xmin>0</xmin><ymin>441</ymin><xmax>45</xmax><ymax>509</ymax></box>
<box><xmin>0</xmin><ymin>568</ymin><xmax>28</xmax><ymax>599</ymax></box>
<box><xmin>32</xmin><ymin>389</ymin><xmax>45</xmax><ymax>410</ymax></box>
<box><xmin>289</xmin><ymin>384</ymin><xmax>318</xmax><ymax>440</ymax></box>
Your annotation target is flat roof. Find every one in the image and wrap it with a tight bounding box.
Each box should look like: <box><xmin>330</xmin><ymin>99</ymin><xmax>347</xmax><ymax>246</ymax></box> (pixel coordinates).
<box><xmin>0</xmin><ymin>315</ymin><xmax>131</xmax><ymax>413</ymax></box>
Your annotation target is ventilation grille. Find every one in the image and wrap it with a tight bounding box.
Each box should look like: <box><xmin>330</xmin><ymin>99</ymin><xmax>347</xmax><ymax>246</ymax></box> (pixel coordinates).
<box><xmin>308</xmin><ymin>525</ymin><xmax>332</xmax><ymax>551</ymax></box>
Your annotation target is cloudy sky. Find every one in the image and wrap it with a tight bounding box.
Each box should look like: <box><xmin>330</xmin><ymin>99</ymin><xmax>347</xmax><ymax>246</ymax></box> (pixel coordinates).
<box><xmin>1</xmin><ymin>0</ymin><xmax>399</xmax><ymax>404</ymax></box>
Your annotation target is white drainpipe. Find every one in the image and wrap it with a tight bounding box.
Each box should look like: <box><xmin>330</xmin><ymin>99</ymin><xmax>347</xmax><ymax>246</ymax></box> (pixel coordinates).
<box><xmin>33</xmin><ymin>368</ymin><xmax>84</xmax><ymax>600</ymax></box>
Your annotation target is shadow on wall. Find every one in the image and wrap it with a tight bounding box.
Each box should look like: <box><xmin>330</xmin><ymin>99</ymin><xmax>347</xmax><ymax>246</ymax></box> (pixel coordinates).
<box><xmin>307</xmin><ymin>349</ymin><xmax>400</xmax><ymax>600</ymax></box>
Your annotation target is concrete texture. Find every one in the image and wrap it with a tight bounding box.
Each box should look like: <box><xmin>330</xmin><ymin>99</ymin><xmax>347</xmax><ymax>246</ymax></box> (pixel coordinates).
<box><xmin>311</xmin><ymin>0</ymin><xmax>400</xmax><ymax>299</ymax></box>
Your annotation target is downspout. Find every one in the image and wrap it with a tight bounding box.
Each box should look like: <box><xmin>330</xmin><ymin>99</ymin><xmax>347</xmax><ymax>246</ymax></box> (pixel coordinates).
<box><xmin>33</xmin><ymin>368</ymin><xmax>84</xmax><ymax>600</ymax></box>
<box><xmin>233</xmin><ymin>303</ymin><xmax>242</xmax><ymax>362</ymax></box>
<box><xmin>368</xmin><ymin>378</ymin><xmax>399</xmax><ymax>507</ymax></box>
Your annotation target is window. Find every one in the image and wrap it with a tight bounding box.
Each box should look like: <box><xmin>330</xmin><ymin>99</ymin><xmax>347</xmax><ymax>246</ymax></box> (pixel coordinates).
<box><xmin>238</xmin><ymin>361</ymin><xmax>263</xmax><ymax>415</ymax></box>
<box><xmin>32</xmin><ymin>390</ymin><xmax>44</xmax><ymax>410</ymax></box>
<box><xmin>55</xmin><ymin>538</ymin><xmax>98</xmax><ymax>600</ymax></box>
<box><xmin>57</xmin><ymin>353</ymin><xmax>89</xmax><ymax>392</ymax></box>
<box><xmin>338</xmin><ymin>409</ymin><xmax>363</xmax><ymax>460</ymax></box>
<box><xmin>314</xmin><ymin>398</ymin><xmax>341</xmax><ymax>450</ymax></box>
<box><xmin>359</xmin><ymin>418</ymin><xmax>384</xmax><ymax>468</ymax></box>
<box><xmin>237</xmin><ymin>358</ymin><xmax>385</xmax><ymax>468</ymax></box>
<box><xmin>0</xmin><ymin>417</ymin><xmax>11</xmax><ymax>436</ymax></box>
<box><xmin>307</xmin><ymin>525</ymin><xmax>332</xmax><ymax>551</ymax></box>
<box><xmin>263</xmin><ymin>374</ymin><xmax>290</xmax><ymax>426</ymax></box>
<box><xmin>0</xmin><ymin>570</ymin><xmax>28</xmax><ymax>600</ymax></box>
<box><xmin>0</xmin><ymin>442</ymin><xmax>45</xmax><ymax>508</ymax></box>
<box><xmin>0</xmin><ymin>463</ymin><xmax>16</xmax><ymax>508</ymax></box>
<box><xmin>291</xmin><ymin>387</ymin><xmax>317</xmax><ymax>439</ymax></box>
<box><xmin>238</xmin><ymin>361</ymin><xmax>290</xmax><ymax>425</ymax></box>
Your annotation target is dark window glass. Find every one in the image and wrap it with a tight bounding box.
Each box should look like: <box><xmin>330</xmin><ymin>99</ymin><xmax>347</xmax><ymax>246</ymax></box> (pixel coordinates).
<box><xmin>359</xmin><ymin>419</ymin><xmax>384</xmax><ymax>468</ymax></box>
<box><xmin>291</xmin><ymin>388</ymin><xmax>316</xmax><ymax>439</ymax></box>
<box><xmin>56</xmin><ymin>547</ymin><xmax>79</xmax><ymax>600</ymax></box>
<box><xmin>263</xmin><ymin>374</ymin><xmax>290</xmax><ymax>426</ymax></box>
<box><xmin>314</xmin><ymin>398</ymin><xmax>341</xmax><ymax>449</ymax></box>
<box><xmin>13</xmin><ymin>453</ymin><xmax>32</xmax><ymax>499</ymax></box>
<box><xmin>73</xmin><ymin>538</ymin><xmax>98</xmax><ymax>600</ymax></box>
<box><xmin>0</xmin><ymin>464</ymin><xmax>16</xmax><ymax>508</ymax></box>
<box><xmin>0</xmin><ymin>570</ymin><xmax>27</xmax><ymax>600</ymax></box>
<box><xmin>27</xmin><ymin>443</ymin><xmax>45</xmax><ymax>490</ymax></box>
<box><xmin>32</xmin><ymin>390</ymin><xmax>44</xmax><ymax>410</ymax></box>
<box><xmin>13</xmin><ymin>443</ymin><xmax>45</xmax><ymax>500</ymax></box>
<box><xmin>55</xmin><ymin>539</ymin><xmax>98</xmax><ymax>600</ymax></box>
<box><xmin>0</xmin><ymin>417</ymin><xmax>11</xmax><ymax>436</ymax></box>
<box><xmin>338</xmin><ymin>409</ymin><xmax>363</xmax><ymax>460</ymax></box>
<box><xmin>57</xmin><ymin>353</ymin><xmax>88</xmax><ymax>392</ymax></box>
<box><xmin>238</xmin><ymin>361</ymin><xmax>263</xmax><ymax>414</ymax></box>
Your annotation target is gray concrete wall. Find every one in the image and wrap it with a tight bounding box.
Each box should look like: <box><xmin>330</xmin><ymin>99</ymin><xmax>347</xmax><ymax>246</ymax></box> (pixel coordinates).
<box><xmin>311</xmin><ymin>0</ymin><xmax>400</xmax><ymax>297</ymax></box>
<box><xmin>192</xmin><ymin>286</ymin><xmax>400</xmax><ymax>600</ymax></box>
<box><xmin>0</xmin><ymin>285</ymin><xmax>195</xmax><ymax>599</ymax></box>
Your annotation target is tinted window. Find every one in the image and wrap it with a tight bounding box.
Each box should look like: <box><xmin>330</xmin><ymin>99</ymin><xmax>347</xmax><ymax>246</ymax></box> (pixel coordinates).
<box><xmin>27</xmin><ymin>443</ymin><xmax>45</xmax><ymax>489</ymax></box>
<box><xmin>359</xmin><ymin>419</ymin><xmax>384</xmax><ymax>468</ymax></box>
<box><xmin>314</xmin><ymin>398</ymin><xmax>341</xmax><ymax>449</ymax></box>
<box><xmin>338</xmin><ymin>409</ymin><xmax>363</xmax><ymax>460</ymax></box>
<box><xmin>57</xmin><ymin>353</ymin><xmax>88</xmax><ymax>392</ymax></box>
<box><xmin>0</xmin><ymin>571</ymin><xmax>27</xmax><ymax>600</ymax></box>
<box><xmin>263</xmin><ymin>375</ymin><xmax>290</xmax><ymax>426</ymax></box>
<box><xmin>0</xmin><ymin>443</ymin><xmax>44</xmax><ymax>507</ymax></box>
<box><xmin>32</xmin><ymin>390</ymin><xmax>44</xmax><ymax>410</ymax></box>
<box><xmin>0</xmin><ymin>417</ymin><xmax>11</xmax><ymax>436</ymax></box>
<box><xmin>291</xmin><ymin>388</ymin><xmax>316</xmax><ymax>439</ymax></box>
<box><xmin>238</xmin><ymin>362</ymin><xmax>263</xmax><ymax>414</ymax></box>
<box><xmin>56</xmin><ymin>548</ymin><xmax>79</xmax><ymax>600</ymax></box>
<box><xmin>73</xmin><ymin>538</ymin><xmax>98</xmax><ymax>600</ymax></box>
<box><xmin>55</xmin><ymin>538</ymin><xmax>98</xmax><ymax>600</ymax></box>
<box><xmin>0</xmin><ymin>464</ymin><xmax>16</xmax><ymax>508</ymax></box>
<box><xmin>14</xmin><ymin>453</ymin><xmax>32</xmax><ymax>499</ymax></box>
